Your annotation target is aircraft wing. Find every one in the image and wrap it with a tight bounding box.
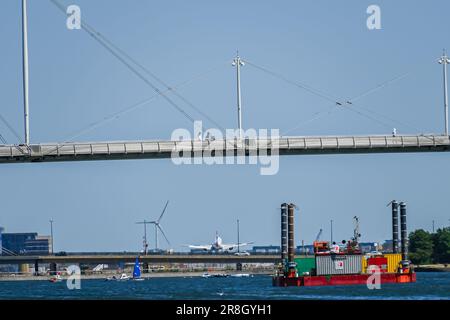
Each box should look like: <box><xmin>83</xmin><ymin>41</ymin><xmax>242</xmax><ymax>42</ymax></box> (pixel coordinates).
<box><xmin>187</xmin><ymin>245</ymin><xmax>213</xmax><ymax>251</ymax></box>
<box><xmin>221</xmin><ymin>242</ymin><xmax>254</xmax><ymax>251</ymax></box>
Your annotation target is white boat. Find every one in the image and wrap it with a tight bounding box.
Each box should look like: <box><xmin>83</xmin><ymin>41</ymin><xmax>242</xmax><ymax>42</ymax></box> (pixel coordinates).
<box><xmin>230</xmin><ymin>273</ymin><xmax>252</xmax><ymax>278</ymax></box>
<box><xmin>106</xmin><ymin>258</ymin><xmax>145</xmax><ymax>281</ymax></box>
<box><xmin>106</xmin><ymin>273</ymin><xmax>131</xmax><ymax>281</ymax></box>
<box><xmin>202</xmin><ymin>273</ymin><xmax>229</xmax><ymax>278</ymax></box>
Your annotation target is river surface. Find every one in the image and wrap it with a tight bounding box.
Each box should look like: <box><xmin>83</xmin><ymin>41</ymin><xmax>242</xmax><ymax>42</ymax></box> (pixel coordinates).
<box><xmin>0</xmin><ymin>272</ymin><xmax>448</xmax><ymax>300</ymax></box>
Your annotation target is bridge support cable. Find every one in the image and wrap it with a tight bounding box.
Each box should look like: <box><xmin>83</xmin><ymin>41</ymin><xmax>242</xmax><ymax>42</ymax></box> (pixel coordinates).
<box><xmin>244</xmin><ymin>59</ymin><xmax>339</xmax><ymax>104</ymax></box>
<box><xmin>0</xmin><ymin>115</ymin><xmax>31</xmax><ymax>154</ymax></box>
<box><xmin>245</xmin><ymin>59</ymin><xmax>429</xmax><ymax>136</ymax></box>
<box><xmin>1</xmin><ymin>246</ymin><xmax>18</xmax><ymax>256</ymax></box>
<box><xmin>41</xmin><ymin>64</ymin><xmax>225</xmax><ymax>157</ymax></box>
<box><xmin>77</xmin><ymin>23</ymin><xmax>228</xmax><ymax>132</ymax></box>
<box><xmin>0</xmin><ymin>133</ymin><xmax>8</xmax><ymax>145</ymax></box>
<box><xmin>349</xmin><ymin>72</ymin><xmax>411</xmax><ymax>103</ymax></box>
<box><xmin>344</xmin><ymin>101</ymin><xmax>429</xmax><ymax>134</ymax></box>
<box><xmin>49</xmin><ymin>0</ymin><xmax>225</xmax><ymax>132</ymax></box>
<box><xmin>39</xmin><ymin>68</ymin><xmax>226</xmax><ymax>158</ymax></box>
<box><xmin>0</xmin><ymin>114</ymin><xmax>25</xmax><ymax>145</ymax></box>
<box><xmin>280</xmin><ymin>105</ymin><xmax>339</xmax><ymax>136</ymax></box>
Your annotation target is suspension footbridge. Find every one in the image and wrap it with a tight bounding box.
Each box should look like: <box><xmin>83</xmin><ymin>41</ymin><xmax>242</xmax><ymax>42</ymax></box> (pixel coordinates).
<box><xmin>0</xmin><ymin>134</ymin><xmax>449</xmax><ymax>164</ymax></box>
<box><xmin>1</xmin><ymin>0</ymin><xmax>449</xmax><ymax>166</ymax></box>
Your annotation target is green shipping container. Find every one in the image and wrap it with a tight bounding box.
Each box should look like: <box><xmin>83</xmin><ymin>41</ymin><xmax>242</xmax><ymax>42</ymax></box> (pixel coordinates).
<box><xmin>294</xmin><ymin>257</ymin><xmax>315</xmax><ymax>275</ymax></box>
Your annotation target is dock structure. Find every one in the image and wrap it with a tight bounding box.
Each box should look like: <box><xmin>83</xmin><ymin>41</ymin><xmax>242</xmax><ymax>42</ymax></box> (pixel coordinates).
<box><xmin>0</xmin><ymin>135</ymin><xmax>449</xmax><ymax>164</ymax></box>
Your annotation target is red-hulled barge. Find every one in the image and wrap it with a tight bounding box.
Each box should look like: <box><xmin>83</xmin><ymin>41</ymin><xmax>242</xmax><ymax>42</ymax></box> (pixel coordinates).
<box><xmin>273</xmin><ymin>202</ymin><xmax>416</xmax><ymax>287</ymax></box>
<box><xmin>273</xmin><ymin>271</ymin><xmax>416</xmax><ymax>287</ymax></box>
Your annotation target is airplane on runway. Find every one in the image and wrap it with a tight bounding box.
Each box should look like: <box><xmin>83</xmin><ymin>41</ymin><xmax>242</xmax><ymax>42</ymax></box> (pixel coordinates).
<box><xmin>187</xmin><ymin>232</ymin><xmax>253</xmax><ymax>253</ymax></box>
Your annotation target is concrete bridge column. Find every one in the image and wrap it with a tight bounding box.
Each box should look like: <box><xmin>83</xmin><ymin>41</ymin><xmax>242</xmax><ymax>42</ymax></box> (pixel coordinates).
<box><xmin>34</xmin><ymin>260</ymin><xmax>39</xmax><ymax>276</ymax></box>
<box><xmin>49</xmin><ymin>262</ymin><xmax>57</xmax><ymax>276</ymax></box>
<box><xmin>143</xmin><ymin>262</ymin><xmax>149</xmax><ymax>274</ymax></box>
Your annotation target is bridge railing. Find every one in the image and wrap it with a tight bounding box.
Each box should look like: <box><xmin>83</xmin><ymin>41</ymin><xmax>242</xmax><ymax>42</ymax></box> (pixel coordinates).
<box><xmin>0</xmin><ymin>135</ymin><xmax>449</xmax><ymax>159</ymax></box>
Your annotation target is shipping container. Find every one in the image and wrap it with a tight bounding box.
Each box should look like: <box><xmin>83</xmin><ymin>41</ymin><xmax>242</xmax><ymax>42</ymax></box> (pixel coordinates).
<box><xmin>315</xmin><ymin>254</ymin><xmax>362</xmax><ymax>276</ymax></box>
<box><xmin>362</xmin><ymin>256</ymin><xmax>387</xmax><ymax>273</ymax></box>
<box><xmin>362</xmin><ymin>255</ymin><xmax>370</xmax><ymax>273</ymax></box>
<box><xmin>362</xmin><ymin>253</ymin><xmax>402</xmax><ymax>273</ymax></box>
<box><xmin>294</xmin><ymin>257</ymin><xmax>315</xmax><ymax>275</ymax></box>
<box><xmin>367</xmin><ymin>257</ymin><xmax>388</xmax><ymax>273</ymax></box>
<box><xmin>385</xmin><ymin>253</ymin><xmax>402</xmax><ymax>273</ymax></box>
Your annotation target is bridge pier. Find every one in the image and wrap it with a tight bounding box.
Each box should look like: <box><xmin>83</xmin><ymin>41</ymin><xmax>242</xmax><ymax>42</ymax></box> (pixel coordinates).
<box><xmin>34</xmin><ymin>260</ymin><xmax>39</xmax><ymax>276</ymax></box>
<box><xmin>49</xmin><ymin>262</ymin><xmax>57</xmax><ymax>276</ymax></box>
<box><xmin>143</xmin><ymin>262</ymin><xmax>149</xmax><ymax>274</ymax></box>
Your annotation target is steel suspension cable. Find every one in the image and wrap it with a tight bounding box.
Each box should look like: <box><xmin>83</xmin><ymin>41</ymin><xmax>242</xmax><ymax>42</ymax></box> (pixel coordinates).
<box><xmin>86</xmin><ymin>27</ymin><xmax>227</xmax><ymax>131</ymax></box>
<box><xmin>244</xmin><ymin>59</ymin><xmax>339</xmax><ymax>104</ymax></box>
<box><xmin>49</xmin><ymin>0</ymin><xmax>197</xmax><ymax>125</ymax></box>
<box><xmin>53</xmin><ymin>64</ymin><xmax>226</xmax><ymax>145</ymax></box>
<box><xmin>0</xmin><ymin>114</ymin><xmax>24</xmax><ymax>144</ymax></box>
<box><xmin>246</xmin><ymin>59</ymin><xmax>426</xmax><ymax>135</ymax></box>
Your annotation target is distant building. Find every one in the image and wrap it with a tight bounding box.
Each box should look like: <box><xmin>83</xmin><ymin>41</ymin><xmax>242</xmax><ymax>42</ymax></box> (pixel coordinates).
<box><xmin>359</xmin><ymin>242</ymin><xmax>379</xmax><ymax>253</ymax></box>
<box><xmin>382</xmin><ymin>240</ymin><xmax>394</xmax><ymax>252</ymax></box>
<box><xmin>296</xmin><ymin>245</ymin><xmax>314</xmax><ymax>255</ymax></box>
<box><xmin>25</xmin><ymin>236</ymin><xmax>52</xmax><ymax>255</ymax></box>
<box><xmin>251</xmin><ymin>245</ymin><xmax>280</xmax><ymax>254</ymax></box>
<box><xmin>0</xmin><ymin>227</ymin><xmax>4</xmax><ymax>255</ymax></box>
<box><xmin>1</xmin><ymin>232</ymin><xmax>52</xmax><ymax>255</ymax></box>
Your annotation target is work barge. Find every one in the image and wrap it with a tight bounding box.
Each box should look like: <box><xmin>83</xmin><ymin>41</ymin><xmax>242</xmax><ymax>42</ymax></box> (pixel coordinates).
<box><xmin>273</xmin><ymin>202</ymin><xmax>416</xmax><ymax>287</ymax></box>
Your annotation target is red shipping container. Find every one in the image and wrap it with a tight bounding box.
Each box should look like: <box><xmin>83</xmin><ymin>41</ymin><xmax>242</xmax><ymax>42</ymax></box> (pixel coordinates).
<box><xmin>367</xmin><ymin>257</ymin><xmax>388</xmax><ymax>273</ymax></box>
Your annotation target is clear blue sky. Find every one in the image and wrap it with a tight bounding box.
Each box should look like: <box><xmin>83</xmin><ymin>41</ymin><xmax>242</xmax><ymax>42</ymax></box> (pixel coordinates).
<box><xmin>1</xmin><ymin>0</ymin><xmax>450</xmax><ymax>252</ymax></box>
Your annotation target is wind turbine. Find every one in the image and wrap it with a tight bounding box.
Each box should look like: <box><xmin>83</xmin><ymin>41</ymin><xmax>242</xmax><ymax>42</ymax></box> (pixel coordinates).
<box><xmin>150</xmin><ymin>200</ymin><xmax>171</xmax><ymax>252</ymax></box>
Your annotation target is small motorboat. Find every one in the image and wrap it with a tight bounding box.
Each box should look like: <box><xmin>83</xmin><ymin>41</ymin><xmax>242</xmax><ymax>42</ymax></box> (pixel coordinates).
<box><xmin>106</xmin><ymin>258</ymin><xmax>145</xmax><ymax>282</ymax></box>
<box><xmin>230</xmin><ymin>273</ymin><xmax>252</xmax><ymax>278</ymax></box>
<box><xmin>106</xmin><ymin>273</ymin><xmax>131</xmax><ymax>281</ymax></box>
<box><xmin>119</xmin><ymin>273</ymin><xmax>131</xmax><ymax>281</ymax></box>
<box><xmin>202</xmin><ymin>273</ymin><xmax>229</xmax><ymax>278</ymax></box>
<box><xmin>49</xmin><ymin>274</ymin><xmax>62</xmax><ymax>283</ymax></box>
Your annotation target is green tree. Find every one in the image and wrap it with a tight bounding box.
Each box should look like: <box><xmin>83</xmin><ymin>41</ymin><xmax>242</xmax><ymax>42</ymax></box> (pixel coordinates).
<box><xmin>432</xmin><ymin>228</ymin><xmax>450</xmax><ymax>264</ymax></box>
<box><xmin>409</xmin><ymin>229</ymin><xmax>433</xmax><ymax>265</ymax></box>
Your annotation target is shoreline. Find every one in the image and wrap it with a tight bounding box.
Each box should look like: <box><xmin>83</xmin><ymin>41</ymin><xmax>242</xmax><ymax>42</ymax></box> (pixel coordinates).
<box><xmin>414</xmin><ymin>264</ymin><xmax>450</xmax><ymax>272</ymax></box>
<box><xmin>0</xmin><ymin>270</ymin><xmax>273</xmax><ymax>282</ymax></box>
<box><xmin>1</xmin><ymin>268</ymin><xmax>449</xmax><ymax>282</ymax></box>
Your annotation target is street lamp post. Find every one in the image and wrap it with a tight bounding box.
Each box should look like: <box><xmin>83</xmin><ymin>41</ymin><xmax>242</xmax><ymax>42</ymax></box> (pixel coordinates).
<box><xmin>49</xmin><ymin>219</ymin><xmax>54</xmax><ymax>255</ymax></box>
<box><xmin>232</xmin><ymin>53</ymin><xmax>245</xmax><ymax>139</ymax></box>
<box><xmin>330</xmin><ymin>219</ymin><xmax>333</xmax><ymax>243</ymax></box>
<box><xmin>237</xmin><ymin>219</ymin><xmax>240</xmax><ymax>254</ymax></box>
<box><xmin>22</xmin><ymin>0</ymin><xmax>30</xmax><ymax>145</ymax></box>
<box><xmin>438</xmin><ymin>50</ymin><xmax>450</xmax><ymax>136</ymax></box>
<box><xmin>136</xmin><ymin>220</ymin><xmax>150</xmax><ymax>255</ymax></box>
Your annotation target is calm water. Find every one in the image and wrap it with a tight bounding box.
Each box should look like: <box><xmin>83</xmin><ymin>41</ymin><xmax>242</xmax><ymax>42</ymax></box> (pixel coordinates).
<box><xmin>0</xmin><ymin>273</ymin><xmax>449</xmax><ymax>300</ymax></box>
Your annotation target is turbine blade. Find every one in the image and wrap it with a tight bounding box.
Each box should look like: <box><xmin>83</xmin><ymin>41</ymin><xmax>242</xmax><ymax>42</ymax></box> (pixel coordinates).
<box><xmin>157</xmin><ymin>200</ymin><xmax>169</xmax><ymax>223</ymax></box>
<box><xmin>157</xmin><ymin>225</ymin><xmax>171</xmax><ymax>246</ymax></box>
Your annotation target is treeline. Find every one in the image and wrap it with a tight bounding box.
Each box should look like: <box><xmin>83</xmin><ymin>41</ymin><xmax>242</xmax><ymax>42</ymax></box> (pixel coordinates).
<box><xmin>409</xmin><ymin>227</ymin><xmax>450</xmax><ymax>265</ymax></box>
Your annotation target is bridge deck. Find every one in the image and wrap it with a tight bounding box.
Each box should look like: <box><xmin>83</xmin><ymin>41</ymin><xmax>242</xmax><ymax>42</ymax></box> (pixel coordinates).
<box><xmin>0</xmin><ymin>135</ymin><xmax>449</xmax><ymax>163</ymax></box>
<box><xmin>0</xmin><ymin>254</ymin><xmax>280</xmax><ymax>264</ymax></box>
